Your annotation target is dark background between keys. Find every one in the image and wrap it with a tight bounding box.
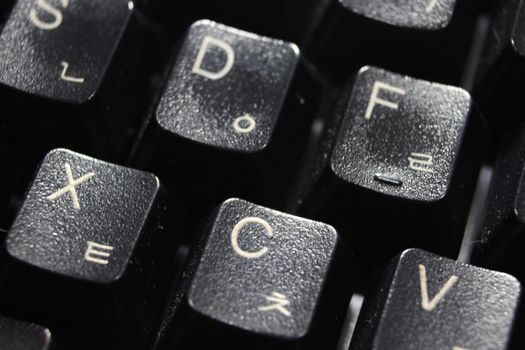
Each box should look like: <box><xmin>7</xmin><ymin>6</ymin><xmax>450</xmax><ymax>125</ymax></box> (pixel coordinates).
<box><xmin>1</xmin><ymin>0</ymin><xmax>525</xmax><ymax>349</ymax></box>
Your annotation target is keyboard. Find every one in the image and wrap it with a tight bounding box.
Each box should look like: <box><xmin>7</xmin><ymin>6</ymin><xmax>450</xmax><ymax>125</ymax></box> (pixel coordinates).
<box><xmin>1</xmin><ymin>0</ymin><xmax>525</xmax><ymax>349</ymax></box>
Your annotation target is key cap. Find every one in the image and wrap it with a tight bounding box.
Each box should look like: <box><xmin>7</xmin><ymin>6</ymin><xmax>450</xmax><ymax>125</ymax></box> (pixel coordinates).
<box><xmin>133</xmin><ymin>20</ymin><xmax>320</xmax><ymax>210</ymax></box>
<box><xmin>475</xmin><ymin>0</ymin><xmax>525</xmax><ymax>125</ymax></box>
<box><xmin>0</xmin><ymin>0</ymin><xmax>156</xmax><ymax>170</ymax></box>
<box><xmin>0</xmin><ymin>149</ymin><xmax>176</xmax><ymax>350</ymax></box>
<box><xmin>155</xmin><ymin>198</ymin><xmax>350</xmax><ymax>350</ymax></box>
<box><xmin>0</xmin><ymin>315</ymin><xmax>52</xmax><ymax>350</ymax></box>
<box><xmin>308</xmin><ymin>0</ymin><xmax>479</xmax><ymax>84</ymax></box>
<box><xmin>471</xmin><ymin>125</ymin><xmax>525</xmax><ymax>281</ymax></box>
<box><xmin>350</xmin><ymin>249</ymin><xmax>521</xmax><ymax>350</ymax></box>
<box><xmin>302</xmin><ymin>66</ymin><xmax>482</xmax><ymax>267</ymax></box>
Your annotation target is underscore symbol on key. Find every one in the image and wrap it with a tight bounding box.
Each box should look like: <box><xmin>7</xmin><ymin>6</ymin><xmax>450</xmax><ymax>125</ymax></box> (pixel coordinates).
<box><xmin>419</xmin><ymin>264</ymin><xmax>458</xmax><ymax>312</ymax></box>
<box><xmin>46</xmin><ymin>163</ymin><xmax>95</xmax><ymax>210</ymax></box>
<box><xmin>408</xmin><ymin>153</ymin><xmax>434</xmax><ymax>173</ymax></box>
<box><xmin>258</xmin><ymin>292</ymin><xmax>291</xmax><ymax>317</ymax></box>
<box><xmin>84</xmin><ymin>241</ymin><xmax>114</xmax><ymax>265</ymax></box>
<box><xmin>426</xmin><ymin>0</ymin><xmax>439</xmax><ymax>13</ymax></box>
<box><xmin>60</xmin><ymin>62</ymin><xmax>85</xmax><ymax>84</ymax></box>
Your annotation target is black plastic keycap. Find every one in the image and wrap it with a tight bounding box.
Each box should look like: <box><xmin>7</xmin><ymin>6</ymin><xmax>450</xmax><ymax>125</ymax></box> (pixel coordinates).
<box><xmin>308</xmin><ymin>0</ymin><xmax>478</xmax><ymax>84</ymax></box>
<box><xmin>303</xmin><ymin>66</ymin><xmax>481</xmax><ymax>266</ymax></box>
<box><xmin>0</xmin><ymin>315</ymin><xmax>51</xmax><ymax>350</ymax></box>
<box><xmin>472</xmin><ymin>124</ymin><xmax>525</xmax><ymax>282</ymax></box>
<box><xmin>156</xmin><ymin>20</ymin><xmax>298</xmax><ymax>153</ymax></box>
<box><xmin>351</xmin><ymin>249</ymin><xmax>521</xmax><ymax>350</ymax></box>
<box><xmin>158</xmin><ymin>198</ymin><xmax>349</xmax><ymax>350</ymax></box>
<box><xmin>0</xmin><ymin>0</ymin><xmax>131</xmax><ymax>103</ymax></box>
<box><xmin>135</xmin><ymin>20</ymin><xmax>319</xmax><ymax>210</ymax></box>
<box><xmin>0</xmin><ymin>149</ymin><xmax>175</xmax><ymax>350</ymax></box>
<box><xmin>341</xmin><ymin>0</ymin><xmax>457</xmax><ymax>29</ymax></box>
<box><xmin>475</xmin><ymin>0</ymin><xmax>525</xmax><ymax>125</ymax></box>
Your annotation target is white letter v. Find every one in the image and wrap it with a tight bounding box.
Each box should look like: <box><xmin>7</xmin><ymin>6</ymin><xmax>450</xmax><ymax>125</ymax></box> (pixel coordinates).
<box><xmin>419</xmin><ymin>264</ymin><xmax>458</xmax><ymax>312</ymax></box>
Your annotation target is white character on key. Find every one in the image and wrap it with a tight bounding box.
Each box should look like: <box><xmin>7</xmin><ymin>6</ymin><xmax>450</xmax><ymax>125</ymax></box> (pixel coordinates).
<box><xmin>365</xmin><ymin>81</ymin><xmax>406</xmax><ymax>120</ymax></box>
<box><xmin>419</xmin><ymin>264</ymin><xmax>458</xmax><ymax>312</ymax></box>
<box><xmin>258</xmin><ymin>292</ymin><xmax>291</xmax><ymax>317</ymax></box>
<box><xmin>408</xmin><ymin>153</ymin><xmax>434</xmax><ymax>173</ymax></box>
<box><xmin>30</xmin><ymin>0</ymin><xmax>69</xmax><ymax>31</ymax></box>
<box><xmin>85</xmin><ymin>241</ymin><xmax>114</xmax><ymax>265</ymax></box>
<box><xmin>426</xmin><ymin>0</ymin><xmax>439</xmax><ymax>13</ymax></box>
<box><xmin>60</xmin><ymin>62</ymin><xmax>85</xmax><ymax>84</ymax></box>
<box><xmin>230</xmin><ymin>217</ymin><xmax>273</xmax><ymax>259</ymax></box>
<box><xmin>233</xmin><ymin>114</ymin><xmax>256</xmax><ymax>133</ymax></box>
<box><xmin>192</xmin><ymin>36</ymin><xmax>235</xmax><ymax>80</ymax></box>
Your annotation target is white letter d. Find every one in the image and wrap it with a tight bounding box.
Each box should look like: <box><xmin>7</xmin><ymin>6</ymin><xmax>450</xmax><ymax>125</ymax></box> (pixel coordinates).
<box><xmin>192</xmin><ymin>36</ymin><xmax>235</xmax><ymax>80</ymax></box>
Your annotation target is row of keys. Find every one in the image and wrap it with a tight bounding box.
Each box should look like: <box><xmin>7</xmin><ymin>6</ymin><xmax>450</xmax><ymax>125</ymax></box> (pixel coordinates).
<box><xmin>0</xmin><ymin>149</ymin><xmax>519</xmax><ymax>349</ymax></box>
<box><xmin>130</xmin><ymin>21</ymin><xmax>481</xmax><ymax>270</ymax></box>
<box><xmin>0</xmin><ymin>15</ymin><xmax>484</xmax><ymax>268</ymax></box>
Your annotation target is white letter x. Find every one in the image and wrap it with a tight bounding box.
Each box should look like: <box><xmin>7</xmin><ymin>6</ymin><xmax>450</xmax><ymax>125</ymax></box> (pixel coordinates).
<box><xmin>47</xmin><ymin>163</ymin><xmax>95</xmax><ymax>210</ymax></box>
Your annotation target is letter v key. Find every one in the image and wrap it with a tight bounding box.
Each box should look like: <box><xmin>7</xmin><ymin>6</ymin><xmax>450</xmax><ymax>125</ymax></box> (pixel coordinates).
<box><xmin>419</xmin><ymin>264</ymin><xmax>459</xmax><ymax>312</ymax></box>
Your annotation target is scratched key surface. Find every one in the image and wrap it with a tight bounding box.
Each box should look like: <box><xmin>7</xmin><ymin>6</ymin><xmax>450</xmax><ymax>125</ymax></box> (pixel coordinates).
<box><xmin>6</xmin><ymin>148</ymin><xmax>159</xmax><ymax>282</ymax></box>
<box><xmin>350</xmin><ymin>249</ymin><xmax>521</xmax><ymax>350</ymax></box>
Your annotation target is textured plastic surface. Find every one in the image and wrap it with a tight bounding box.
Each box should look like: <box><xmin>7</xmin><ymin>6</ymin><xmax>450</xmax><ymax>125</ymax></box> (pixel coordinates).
<box><xmin>331</xmin><ymin>66</ymin><xmax>471</xmax><ymax>202</ymax></box>
<box><xmin>188</xmin><ymin>198</ymin><xmax>338</xmax><ymax>338</ymax></box>
<box><xmin>0</xmin><ymin>0</ymin><xmax>132</xmax><ymax>103</ymax></box>
<box><xmin>156</xmin><ymin>20</ymin><xmax>299</xmax><ymax>153</ymax></box>
<box><xmin>339</xmin><ymin>0</ymin><xmax>456</xmax><ymax>29</ymax></box>
<box><xmin>352</xmin><ymin>249</ymin><xmax>521</xmax><ymax>350</ymax></box>
<box><xmin>7</xmin><ymin>148</ymin><xmax>159</xmax><ymax>283</ymax></box>
<box><xmin>0</xmin><ymin>316</ymin><xmax>51</xmax><ymax>350</ymax></box>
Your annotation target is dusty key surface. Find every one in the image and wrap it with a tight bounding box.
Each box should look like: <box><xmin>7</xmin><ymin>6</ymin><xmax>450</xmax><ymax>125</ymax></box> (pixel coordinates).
<box><xmin>351</xmin><ymin>249</ymin><xmax>521</xmax><ymax>350</ymax></box>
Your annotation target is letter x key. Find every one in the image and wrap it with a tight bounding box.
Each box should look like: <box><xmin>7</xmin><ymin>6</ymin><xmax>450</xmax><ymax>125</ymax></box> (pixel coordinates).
<box><xmin>2</xmin><ymin>148</ymin><xmax>176</xmax><ymax>350</ymax></box>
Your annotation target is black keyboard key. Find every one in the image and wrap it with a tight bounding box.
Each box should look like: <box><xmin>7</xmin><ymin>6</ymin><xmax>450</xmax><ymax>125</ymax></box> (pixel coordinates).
<box><xmin>309</xmin><ymin>0</ymin><xmax>478</xmax><ymax>84</ymax></box>
<box><xmin>303</xmin><ymin>66</ymin><xmax>481</xmax><ymax>266</ymax></box>
<box><xmin>0</xmin><ymin>0</ymin><xmax>130</xmax><ymax>102</ymax></box>
<box><xmin>341</xmin><ymin>0</ymin><xmax>458</xmax><ymax>29</ymax></box>
<box><xmin>472</xmin><ymin>125</ymin><xmax>525</xmax><ymax>281</ymax></box>
<box><xmin>135</xmin><ymin>20</ymin><xmax>319</xmax><ymax>209</ymax></box>
<box><xmin>0</xmin><ymin>315</ymin><xmax>51</xmax><ymax>350</ymax></box>
<box><xmin>158</xmin><ymin>198</ymin><xmax>349</xmax><ymax>350</ymax></box>
<box><xmin>475</xmin><ymin>0</ymin><xmax>525</xmax><ymax>125</ymax></box>
<box><xmin>351</xmin><ymin>249</ymin><xmax>521</xmax><ymax>350</ymax></box>
<box><xmin>0</xmin><ymin>149</ymin><xmax>175</xmax><ymax>350</ymax></box>
<box><xmin>0</xmin><ymin>0</ymin><xmax>156</xmax><ymax>176</ymax></box>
